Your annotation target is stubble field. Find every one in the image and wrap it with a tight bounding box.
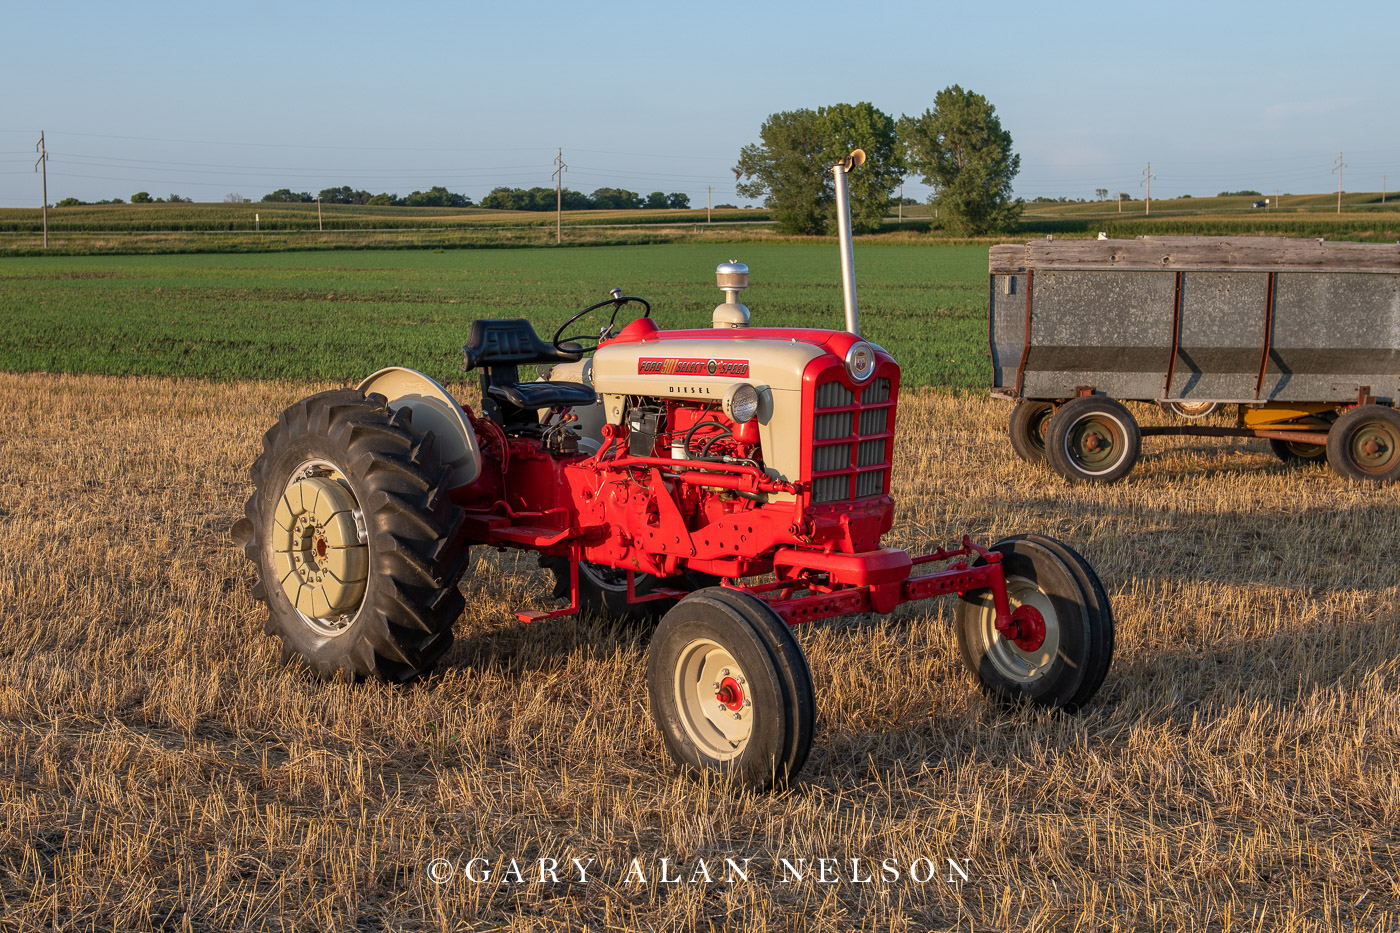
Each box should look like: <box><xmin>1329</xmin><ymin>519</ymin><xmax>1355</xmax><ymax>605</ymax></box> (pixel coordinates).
<box><xmin>1</xmin><ymin>371</ymin><xmax>1397</xmax><ymax>931</ymax></box>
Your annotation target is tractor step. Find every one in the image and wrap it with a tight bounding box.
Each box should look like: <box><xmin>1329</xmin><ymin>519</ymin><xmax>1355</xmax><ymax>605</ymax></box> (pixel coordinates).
<box><xmin>490</xmin><ymin>524</ymin><xmax>572</xmax><ymax>547</ymax></box>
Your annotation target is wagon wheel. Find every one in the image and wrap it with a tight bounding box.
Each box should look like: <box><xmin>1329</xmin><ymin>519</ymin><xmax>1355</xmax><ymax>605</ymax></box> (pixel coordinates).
<box><xmin>1008</xmin><ymin>401</ymin><xmax>1055</xmax><ymax>463</ymax></box>
<box><xmin>1162</xmin><ymin>400</ymin><xmax>1221</xmax><ymax>420</ymax></box>
<box><xmin>1269</xmin><ymin>438</ymin><xmax>1327</xmax><ymax>466</ymax></box>
<box><xmin>232</xmin><ymin>389</ymin><xmax>469</xmax><ymax>682</ymax></box>
<box><xmin>954</xmin><ymin>535</ymin><xmax>1114</xmax><ymax>712</ymax></box>
<box><xmin>1045</xmin><ymin>396</ymin><xmax>1141</xmax><ymax>483</ymax></box>
<box><xmin>1326</xmin><ymin>404</ymin><xmax>1400</xmax><ymax>482</ymax></box>
<box><xmin>647</xmin><ymin>588</ymin><xmax>815</xmax><ymax>790</ymax></box>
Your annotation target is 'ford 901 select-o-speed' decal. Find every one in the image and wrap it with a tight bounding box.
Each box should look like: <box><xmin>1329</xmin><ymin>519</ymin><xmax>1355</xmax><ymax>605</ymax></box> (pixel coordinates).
<box><xmin>637</xmin><ymin>357</ymin><xmax>750</xmax><ymax>377</ymax></box>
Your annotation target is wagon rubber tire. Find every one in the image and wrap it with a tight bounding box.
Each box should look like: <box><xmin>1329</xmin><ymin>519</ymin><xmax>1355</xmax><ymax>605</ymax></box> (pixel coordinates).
<box><xmin>540</xmin><ymin>556</ymin><xmax>719</xmax><ymax>624</ymax></box>
<box><xmin>1162</xmin><ymin>400</ymin><xmax>1221</xmax><ymax>420</ymax></box>
<box><xmin>231</xmin><ymin>388</ymin><xmax>469</xmax><ymax>682</ymax></box>
<box><xmin>1045</xmin><ymin>396</ymin><xmax>1141</xmax><ymax>483</ymax></box>
<box><xmin>1326</xmin><ymin>404</ymin><xmax>1400</xmax><ymax>482</ymax></box>
<box><xmin>954</xmin><ymin>535</ymin><xmax>1114</xmax><ymax>712</ymax></box>
<box><xmin>1008</xmin><ymin>401</ymin><xmax>1055</xmax><ymax>463</ymax></box>
<box><xmin>1268</xmin><ymin>438</ymin><xmax>1327</xmax><ymax>466</ymax></box>
<box><xmin>647</xmin><ymin>588</ymin><xmax>815</xmax><ymax>790</ymax></box>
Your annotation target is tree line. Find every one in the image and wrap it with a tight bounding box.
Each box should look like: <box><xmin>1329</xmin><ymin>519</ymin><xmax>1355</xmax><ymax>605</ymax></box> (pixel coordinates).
<box><xmin>736</xmin><ymin>85</ymin><xmax>1021</xmax><ymax>236</ymax></box>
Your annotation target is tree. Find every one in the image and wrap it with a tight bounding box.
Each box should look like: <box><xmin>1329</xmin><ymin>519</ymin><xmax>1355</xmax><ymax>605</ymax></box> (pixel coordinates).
<box><xmin>366</xmin><ymin>192</ymin><xmax>400</xmax><ymax>206</ymax></box>
<box><xmin>224</xmin><ymin>193</ymin><xmax>249</xmax><ymax>203</ymax></box>
<box><xmin>1095</xmin><ymin>188</ymin><xmax>1109</xmax><ymax>200</ymax></box>
<box><xmin>899</xmin><ymin>85</ymin><xmax>1022</xmax><ymax>234</ymax></box>
<box><xmin>131</xmin><ymin>191</ymin><xmax>153</xmax><ymax>203</ymax></box>
<box><xmin>666</xmin><ymin>192</ymin><xmax>690</xmax><ymax>209</ymax></box>
<box><xmin>589</xmin><ymin>187</ymin><xmax>642</xmax><ymax>210</ymax></box>
<box><xmin>644</xmin><ymin>191</ymin><xmax>669</xmax><ymax>210</ymax></box>
<box><xmin>56</xmin><ymin>197</ymin><xmax>85</xmax><ymax>207</ymax></box>
<box><xmin>736</xmin><ymin>102</ymin><xmax>903</xmax><ymax>235</ymax></box>
<box><xmin>167</xmin><ymin>194</ymin><xmax>190</xmax><ymax>203</ymax></box>
<box><xmin>404</xmin><ymin>186</ymin><xmax>471</xmax><ymax>207</ymax></box>
<box><xmin>319</xmin><ymin>185</ymin><xmax>372</xmax><ymax>205</ymax></box>
<box><xmin>262</xmin><ymin>189</ymin><xmax>313</xmax><ymax>202</ymax></box>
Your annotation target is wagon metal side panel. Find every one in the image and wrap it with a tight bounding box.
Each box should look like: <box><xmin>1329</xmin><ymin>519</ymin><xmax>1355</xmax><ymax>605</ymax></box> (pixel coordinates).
<box><xmin>1264</xmin><ymin>273</ymin><xmax>1400</xmax><ymax>403</ymax></box>
<box><xmin>988</xmin><ymin>273</ymin><xmax>1026</xmax><ymax>391</ymax></box>
<box><xmin>1020</xmin><ymin>271</ymin><xmax>1174</xmax><ymax>400</ymax></box>
<box><xmin>1169</xmin><ymin>272</ymin><xmax>1269</xmax><ymax>402</ymax></box>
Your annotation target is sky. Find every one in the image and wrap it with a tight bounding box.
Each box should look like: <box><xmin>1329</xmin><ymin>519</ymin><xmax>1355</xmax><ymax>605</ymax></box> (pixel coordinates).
<box><xmin>3</xmin><ymin>0</ymin><xmax>1396</xmax><ymax>208</ymax></box>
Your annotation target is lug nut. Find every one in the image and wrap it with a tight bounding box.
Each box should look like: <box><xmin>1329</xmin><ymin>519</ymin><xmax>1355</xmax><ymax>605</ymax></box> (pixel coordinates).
<box><xmin>732</xmin><ymin>713</ymin><xmax>742</xmax><ymax>720</ymax></box>
<box><xmin>721</xmin><ymin>668</ymin><xmax>730</xmax><ymax>676</ymax></box>
<box><xmin>711</xmin><ymin>682</ymin><xmax>720</xmax><ymax>690</ymax></box>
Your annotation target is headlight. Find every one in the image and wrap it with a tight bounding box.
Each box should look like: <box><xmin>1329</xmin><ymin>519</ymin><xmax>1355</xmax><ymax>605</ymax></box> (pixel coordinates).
<box><xmin>845</xmin><ymin>341</ymin><xmax>876</xmax><ymax>382</ymax></box>
<box><xmin>723</xmin><ymin>383</ymin><xmax>759</xmax><ymax>423</ymax></box>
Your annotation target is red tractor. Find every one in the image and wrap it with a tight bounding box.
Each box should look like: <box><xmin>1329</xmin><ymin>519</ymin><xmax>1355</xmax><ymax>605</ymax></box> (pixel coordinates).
<box><xmin>234</xmin><ymin>152</ymin><xmax>1114</xmax><ymax>789</ymax></box>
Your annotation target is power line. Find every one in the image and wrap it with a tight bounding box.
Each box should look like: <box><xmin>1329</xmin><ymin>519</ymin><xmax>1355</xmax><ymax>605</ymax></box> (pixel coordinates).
<box><xmin>552</xmin><ymin>148</ymin><xmax>567</xmax><ymax>244</ymax></box>
<box><xmin>1141</xmin><ymin>162</ymin><xmax>1156</xmax><ymax>215</ymax></box>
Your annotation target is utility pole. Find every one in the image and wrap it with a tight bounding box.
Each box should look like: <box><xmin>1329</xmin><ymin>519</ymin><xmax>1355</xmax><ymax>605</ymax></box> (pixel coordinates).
<box><xmin>1274</xmin><ymin>188</ymin><xmax>1280</xmax><ymax>211</ymax></box>
<box><xmin>1333</xmin><ymin>152</ymin><xmax>1346</xmax><ymax>214</ymax></box>
<box><xmin>1141</xmin><ymin>162</ymin><xmax>1155</xmax><ymax>215</ymax></box>
<box><xmin>1383</xmin><ymin>175</ymin><xmax>1388</xmax><ymax>205</ymax></box>
<box><xmin>1117</xmin><ymin>191</ymin><xmax>1122</xmax><ymax>213</ymax></box>
<box><xmin>898</xmin><ymin>179</ymin><xmax>904</xmax><ymax>223</ymax></box>
<box><xmin>34</xmin><ymin>132</ymin><xmax>48</xmax><ymax>249</ymax></box>
<box><xmin>316</xmin><ymin>195</ymin><xmax>323</xmax><ymax>232</ymax></box>
<box><xmin>707</xmin><ymin>185</ymin><xmax>713</xmax><ymax>223</ymax></box>
<box><xmin>552</xmin><ymin>148</ymin><xmax>567</xmax><ymax>244</ymax></box>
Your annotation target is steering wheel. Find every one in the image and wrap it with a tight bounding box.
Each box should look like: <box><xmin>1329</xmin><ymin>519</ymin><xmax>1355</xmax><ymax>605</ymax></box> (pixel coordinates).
<box><xmin>553</xmin><ymin>288</ymin><xmax>652</xmax><ymax>353</ymax></box>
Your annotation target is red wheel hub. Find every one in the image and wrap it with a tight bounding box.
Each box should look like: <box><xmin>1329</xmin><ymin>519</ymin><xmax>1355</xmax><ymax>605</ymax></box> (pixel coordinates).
<box><xmin>715</xmin><ymin>676</ymin><xmax>745</xmax><ymax>711</ymax></box>
<box><xmin>1007</xmin><ymin>604</ymin><xmax>1046</xmax><ymax>652</ymax></box>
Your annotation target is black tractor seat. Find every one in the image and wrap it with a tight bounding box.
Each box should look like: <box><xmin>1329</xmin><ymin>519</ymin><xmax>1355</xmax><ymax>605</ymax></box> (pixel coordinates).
<box><xmin>462</xmin><ymin>318</ymin><xmax>592</xmax><ymax>431</ymax></box>
<box><xmin>487</xmin><ymin>381</ymin><xmax>597</xmax><ymax>411</ymax></box>
<box><xmin>462</xmin><ymin>318</ymin><xmax>580</xmax><ymax>371</ymax></box>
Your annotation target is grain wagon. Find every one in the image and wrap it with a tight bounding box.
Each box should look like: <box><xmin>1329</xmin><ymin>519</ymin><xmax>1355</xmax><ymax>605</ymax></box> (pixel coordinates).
<box><xmin>989</xmin><ymin>236</ymin><xmax>1400</xmax><ymax>482</ymax></box>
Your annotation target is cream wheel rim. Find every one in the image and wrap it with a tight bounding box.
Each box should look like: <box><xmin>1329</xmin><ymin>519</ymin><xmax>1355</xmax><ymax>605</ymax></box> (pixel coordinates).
<box><xmin>673</xmin><ymin>638</ymin><xmax>754</xmax><ymax>761</ymax></box>
<box><xmin>272</xmin><ymin>460</ymin><xmax>369</xmax><ymax>636</ymax></box>
<box><xmin>979</xmin><ymin>575</ymin><xmax>1061</xmax><ymax>683</ymax></box>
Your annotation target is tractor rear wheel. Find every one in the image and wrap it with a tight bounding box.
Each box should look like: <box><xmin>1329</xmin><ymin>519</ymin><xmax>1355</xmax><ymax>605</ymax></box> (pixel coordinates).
<box><xmin>541</xmin><ymin>556</ymin><xmax>718</xmax><ymax>624</ymax></box>
<box><xmin>1045</xmin><ymin>396</ymin><xmax>1141</xmax><ymax>483</ymax></box>
<box><xmin>1008</xmin><ymin>401</ymin><xmax>1055</xmax><ymax>463</ymax></box>
<box><xmin>232</xmin><ymin>389</ymin><xmax>469</xmax><ymax>682</ymax></box>
<box><xmin>955</xmin><ymin>535</ymin><xmax>1114</xmax><ymax>712</ymax></box>
<box><xmin>1269</xmin><ymin>438</ymin><xmax>1327</xmax><ymax>466</ymax></box>
<box><xmin>1326</xmin><ymin>404</ymin><xmax>1400</xmax><ymax>482</ymax></box>
<box><xmin>647</xmin><ymin>588</ymin><xmax>815</xmax><ymax>790</ymax></box>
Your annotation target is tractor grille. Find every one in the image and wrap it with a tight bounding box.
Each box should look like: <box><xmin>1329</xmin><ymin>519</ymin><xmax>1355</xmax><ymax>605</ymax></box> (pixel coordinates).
<box><xmin>809</xmin><ymin>374</ymin><xmax>895</xmax><ymax>504</ymax></box>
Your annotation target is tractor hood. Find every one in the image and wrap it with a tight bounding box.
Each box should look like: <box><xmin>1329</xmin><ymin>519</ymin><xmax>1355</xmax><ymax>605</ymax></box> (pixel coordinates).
<box><xmin>591</xmin><ymin>322</ymin><xmax>870</xmax><ymax>406</ymax></box>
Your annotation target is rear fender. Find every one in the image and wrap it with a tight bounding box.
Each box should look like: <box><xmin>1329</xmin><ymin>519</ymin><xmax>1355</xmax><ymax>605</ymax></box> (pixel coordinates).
<box><xmin>357</xmin><ymin>367</ymin><xmax>482</xmax><ymax>488</ymax></box>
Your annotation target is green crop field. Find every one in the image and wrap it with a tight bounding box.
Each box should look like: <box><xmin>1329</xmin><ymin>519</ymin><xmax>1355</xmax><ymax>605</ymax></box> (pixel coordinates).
<box><xmin>0</xmin><ymin>243</ymin><xmax>990</xmax><ymax>389</ymax></box>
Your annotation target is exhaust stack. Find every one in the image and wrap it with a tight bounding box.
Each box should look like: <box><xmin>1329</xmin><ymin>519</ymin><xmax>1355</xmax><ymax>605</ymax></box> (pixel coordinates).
<box><xmin>832</xmin><ymin>149</ymin><xmax>865</xmax><ymax>336</ymax></box>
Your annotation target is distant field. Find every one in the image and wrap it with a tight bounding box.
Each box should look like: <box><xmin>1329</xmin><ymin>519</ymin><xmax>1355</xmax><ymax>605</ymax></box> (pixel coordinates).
<box><xmin>3</xmin><ymin>192</ymin><xmax>1399</xmax><ymax>256</ymax></box>
<box><xmin>0</xmin><ymin>244</ymin><xmax>990</xmax><ymax>388</ymax></box>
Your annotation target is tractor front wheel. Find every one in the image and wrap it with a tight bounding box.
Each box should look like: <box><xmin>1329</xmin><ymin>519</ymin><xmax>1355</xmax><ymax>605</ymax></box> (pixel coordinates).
<box><xmin>955</xmin><ymin>535</ymin><xmax>1114</xmax><ymax>712</ymax></box>
<box><xmin>647</xmin><ymin>588</ymin><xmax>815</xmax><ymax>790</ymax></box>
<box><xmin>1045</xmin><ymin>396</ymin><xmax>1141</xmax><ymax>483</ymax></box>
<box><xmin>1326</xmin><ymin>404</ymin><xmax>1400</xmax><ymax>482</ymax></box>
<box><xmin>232</xmin><ymin>389</ymin><xmax>469</xmax><ymax>682</ymax></box>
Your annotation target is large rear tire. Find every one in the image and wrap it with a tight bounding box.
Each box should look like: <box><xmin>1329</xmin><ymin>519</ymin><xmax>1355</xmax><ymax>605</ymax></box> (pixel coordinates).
<box><xmin>1326</xmin><ymin>404</ymin><xmax>1400</xmax><ymax>482</ymax></box>
<box><xmin>955</xmin><ymin>535</ymin><xmax>1114</xmax><ymax>712</ymax></box>
<box><xmin>1045</xmin><ymin>396</ymin><xmax>1141</xmax><ymax>484</ymax></box>
<box><xmin>647</xmin><ymin>588</ymin><xmax>815</xmax><ymax>790</ymax></box>
<box><xmin>232</xmin><ymin>389</ymin><xmax>469</xmax><ymax>682</ymax></box>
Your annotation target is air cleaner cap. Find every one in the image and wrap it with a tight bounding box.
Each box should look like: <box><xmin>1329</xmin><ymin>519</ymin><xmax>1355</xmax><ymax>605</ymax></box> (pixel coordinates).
<box><xmin>716</xmin><ymin>261</ymin><xmax>749</xmax><ymax>291</ymax></box>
